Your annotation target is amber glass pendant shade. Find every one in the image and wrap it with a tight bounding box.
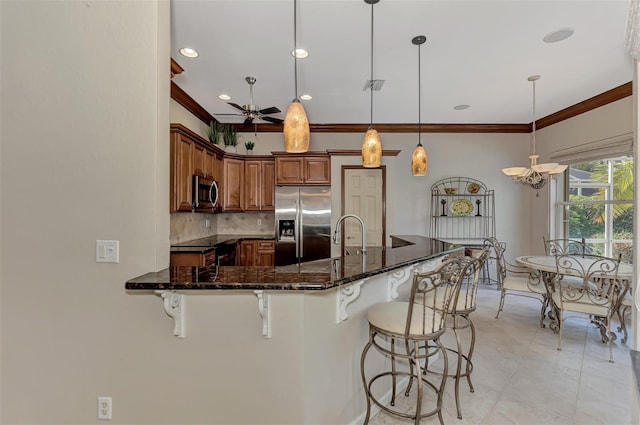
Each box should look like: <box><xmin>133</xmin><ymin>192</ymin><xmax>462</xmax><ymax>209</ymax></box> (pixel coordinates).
<box><xmin>283</xmin><ymin>99</ymin><xmax>309</xmax><ymax>153</ymax></box>
<box><xmin>411</xmin><ymin>143</ymin><xmax>428</xmax><ymax>176</ymax></box>
<box><xmin>362</xmin><ymin>128</ymin><xmax>382</xmax><ymax>168</ymax></box>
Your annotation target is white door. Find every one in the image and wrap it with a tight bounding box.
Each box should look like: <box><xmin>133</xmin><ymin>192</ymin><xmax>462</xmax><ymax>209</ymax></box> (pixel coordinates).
<box><xmin>343</xmin><ymin>168</ymin><xmax>384</xmax><ymax>247</ymax></box>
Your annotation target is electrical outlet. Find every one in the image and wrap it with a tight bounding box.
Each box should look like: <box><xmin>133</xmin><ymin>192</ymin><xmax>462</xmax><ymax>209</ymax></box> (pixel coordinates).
<box><xmin>205</xmin><ymin>219</ymin><xmax>211</xmax><ymax>229</ymax></box>
<box><xmin>257</xmin><ymin>218</ymin><xmax>262</xmax><ymax>226</ymax></box>
<box><xmin>98</xmin><ymin>396</ymin><xmax>112</xmax><ymax>420</ymax></box>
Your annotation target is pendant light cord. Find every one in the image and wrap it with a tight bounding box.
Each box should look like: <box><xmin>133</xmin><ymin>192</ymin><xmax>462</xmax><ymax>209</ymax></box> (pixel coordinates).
<box><xmin>294</xmin><ymin>0</ymin><xmax>299</xmax><ymax>100</ymax></box>
<box><xmin>417</xmin><ymin>42</ymin><xmax>422</xmax><ymax>146</ymax></box>
<box><xmin>369</xmin><ymin>0</ymin><xmax>374</xmax><ymax>128</ymax></box>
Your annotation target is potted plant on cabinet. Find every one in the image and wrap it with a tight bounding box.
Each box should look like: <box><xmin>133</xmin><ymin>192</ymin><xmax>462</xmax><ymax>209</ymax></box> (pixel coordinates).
<box><xmin>244</xmin><ymin>141</ymin><xmax>255</xmax><ymax>155</ymax></box>
<box><xmin>222</xmin><ymin>124</ymin><xmax>238</xmax><ymax>153</ymax></box>
<box><xmin>207</xmin><ymin>121</ymin><xmax>223</xmax><ymax>145</ymax></box>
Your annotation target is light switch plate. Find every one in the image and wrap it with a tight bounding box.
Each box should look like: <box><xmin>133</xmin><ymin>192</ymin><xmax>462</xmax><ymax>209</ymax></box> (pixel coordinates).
<box><xmin>96</xmin><ymin>240</ymin><xmax>119</xmax><ymax>263</ymax></box>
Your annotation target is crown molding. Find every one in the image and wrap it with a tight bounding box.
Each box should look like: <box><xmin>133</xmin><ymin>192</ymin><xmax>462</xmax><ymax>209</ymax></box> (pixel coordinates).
<box><xmin>170</xmin><ymin>76</ymin><xmax>633</xmax><ymax>134</ymax></box>
<box><xmin>535</xmin><ymin>82</ymin><xmax>632</xmax><ymax>130</ymax></box>
<box><xmin>171</xmin><ymin>81</ymin><xmax>215</xmax><ymax>125</ymax></box>
<box><xmin>170</xmin><ymin>58</ymin><xmax>184</xmax><ymax>79</ymax></box>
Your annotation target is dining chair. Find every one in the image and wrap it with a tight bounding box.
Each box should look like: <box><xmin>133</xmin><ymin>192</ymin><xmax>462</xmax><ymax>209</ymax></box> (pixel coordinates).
<box><xmin>420</xmin><ymin>249</ymin><xmax>490</xmax><ymax>419</ymax></box>
<box><xmin>552</xmin><ymin>253</ymin><xmax>622</xmax><ymax>362</ymax></box>
<box><xmin>616</xmin><ymin>291</ymin><xmax>633</xmax><ymax>344</ymax></box>
<box><xmin>543</xmin><ymin>236</ymin><xmax>587</xmax><ymax>256</ymax></box>
<box><xmin>359</xmin><ymin>257</ymin><xmax>473</xmax><ymax>425</ymax></box>
<box><xmin>493</xmin><ymin>240</ymin><xmax>548</xmax><ymax>328</ymax></box>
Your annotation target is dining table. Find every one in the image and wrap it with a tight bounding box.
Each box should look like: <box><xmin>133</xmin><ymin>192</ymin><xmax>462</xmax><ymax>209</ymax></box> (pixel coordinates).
<box><xmin>515</xmin><ymin>255</ymin><xmax>633</xmax><ymax>340</ymax></box>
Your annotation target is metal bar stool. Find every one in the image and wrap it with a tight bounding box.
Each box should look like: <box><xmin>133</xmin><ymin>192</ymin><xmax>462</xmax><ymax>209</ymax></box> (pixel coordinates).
<box><xmin>423</xmin><ymin>249</ymin><xmax>490</xmax><ymax>419</ymax></box>
<box><xmin>359</xmin><ymin>257</ymin><xmax>474</xmax><ymax>425</ymax></box>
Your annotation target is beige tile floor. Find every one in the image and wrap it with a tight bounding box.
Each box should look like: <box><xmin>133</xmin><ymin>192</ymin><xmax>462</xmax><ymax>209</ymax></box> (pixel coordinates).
<box><xmin>368</xmin><ymin>284</ymin><xmax>634</xmax><ymax>425</ymax></box>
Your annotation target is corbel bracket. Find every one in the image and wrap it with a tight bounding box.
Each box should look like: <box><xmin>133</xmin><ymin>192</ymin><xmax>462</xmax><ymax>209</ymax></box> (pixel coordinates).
<box><xmin>335</xmin><ymin>279</ymin><xmax>366</xmax><ymax>324</ymax></box>
<box><xmin>155</xmin><ymin>290</ymin><xmax>185</xmax><ymax>338</ymax></box>
<box><xmin>254</xmin><ymin>290</ymin><xmax>271</xmax><ymax>338</ymax></box>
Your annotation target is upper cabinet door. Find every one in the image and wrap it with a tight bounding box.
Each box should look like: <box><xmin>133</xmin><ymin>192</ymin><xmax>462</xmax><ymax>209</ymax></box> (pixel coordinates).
<box><xmin>244</xmin><ymin>160</ymin><xmax>262</xmax><ymax>211</ymax></box>
<box><xmin>304</xmin><ymin>157</ymin><xmax>330</xmax><ymax>184</ymax></box>
<box><xmin>170</xmin><ymin>133</ymin><xmax>193</xmax><ymax>212</ymax></box>
<box><xmin>223</xmin><ymin>158</ymin><xmax>244</xmax><ymax>212</ymax></box>
<box><xmin>275</xmin><ymin>157</ymin><xmax>304</xmax><ymax>185</ymax></box>
<box><xmin>261</xmin><ymin>160</ymin><xmax>276</xmax><ymax>211</ymax></box>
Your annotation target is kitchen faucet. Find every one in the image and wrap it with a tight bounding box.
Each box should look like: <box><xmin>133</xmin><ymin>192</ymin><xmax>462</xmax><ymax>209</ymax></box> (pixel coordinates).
<box><xmin>333</xmin><ymin>214</ymin><xmax>367</xmax><ymax>254</ymax></box>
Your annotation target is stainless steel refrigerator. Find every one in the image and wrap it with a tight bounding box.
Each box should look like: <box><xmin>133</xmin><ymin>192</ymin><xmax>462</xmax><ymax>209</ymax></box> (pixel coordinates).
<box><xmin>275</xmin><ymin>186</ymin><xmax>331</xmax><ymax>266</ymax></box>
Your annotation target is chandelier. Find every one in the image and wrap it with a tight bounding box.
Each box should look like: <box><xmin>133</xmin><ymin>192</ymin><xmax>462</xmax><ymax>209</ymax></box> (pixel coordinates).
<box><xmin>502</xmin><ymin>75</ymin><xmax>567</xmax><ymax>189</ymax></box>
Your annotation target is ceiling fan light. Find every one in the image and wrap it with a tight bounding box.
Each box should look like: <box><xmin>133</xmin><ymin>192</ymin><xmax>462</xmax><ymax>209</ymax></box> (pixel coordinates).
<box><xmin>283</xmin><ymin>99</ymin><xmax>310</xmax><ymax>153</ymax></box>
<box><xmin>362</xmin><ymin>128</ymin><xmax>382</xmax><ymax>168</ymax></box>
<box><xmin>411</xmin><ymin>144</ymin><xmax>428</xmax><ymax>176</ymax></box>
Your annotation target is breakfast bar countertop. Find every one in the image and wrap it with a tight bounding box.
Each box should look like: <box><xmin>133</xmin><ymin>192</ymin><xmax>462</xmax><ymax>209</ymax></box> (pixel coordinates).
<box><xmin>126</xmin><ymin>235</ymin><xmax>462</xmax><ymax>292</ymax></box>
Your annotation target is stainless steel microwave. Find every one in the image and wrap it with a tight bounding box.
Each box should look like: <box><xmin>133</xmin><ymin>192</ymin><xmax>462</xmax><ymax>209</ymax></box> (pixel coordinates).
<box><xmin>192</xmin><ymin>175</ymin><xmax>219</xmax><ymax>212</ymax></box>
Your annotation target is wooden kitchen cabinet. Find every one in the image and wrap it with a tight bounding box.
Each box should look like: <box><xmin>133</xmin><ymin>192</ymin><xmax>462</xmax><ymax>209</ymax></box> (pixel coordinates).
<box><xmin>204</xmin><ymin>149</ymin><xmax>216</xmax><ymax>179</ymax></box>
<box><xmin>244</xmin><ymin>159</ymin><xmax>275</xmax><ymax>211</ymax></box>
<box><xmin>274</xmin><ymin>154</ymin><xmax>330</xmax><ymax>185</ymax></box>
<box><xmin>170</xmin><ymin>124</ymin><xmax>225</xmax><ymax>213</ymax></box>
<box><xmin>170</xmin><ymin>131</ymin><xmax>194</xmax><ymax>212</ymax></box>
<box><xmin>223</xmin><ymin>157</ymin><xmax>244</xmax><ymax>211</ymax></box>
<box><xmin>239</xmin><ymin>239</ymin><xmax>275</xmax><ymax>266</ymax></box>
<box><xmin>193</xmin><ymin>143</ymin><xmax>206</xmax><ymax>177</ymax></box>
<box><xmin>255</xmin><ymin>240</ymin><xmax>275</xmax><ymax>266</ymax></box>
<box><xmin>170</xmin><ymin>249</ymin><xmax>216</xmax><ymax>267</ymax></box>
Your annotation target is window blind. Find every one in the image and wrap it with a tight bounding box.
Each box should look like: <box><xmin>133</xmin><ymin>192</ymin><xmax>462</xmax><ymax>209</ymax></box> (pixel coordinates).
<box><xmin>549</xmin><ymin>133</ymin><xmax>633</xmax><ymax>164</ymax></box>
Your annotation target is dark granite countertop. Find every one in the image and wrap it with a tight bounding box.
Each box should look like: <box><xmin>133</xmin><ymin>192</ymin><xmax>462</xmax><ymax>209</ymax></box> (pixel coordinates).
<box><xmin>170</xmin><ymin>234</ymin><xmax>275</xmax><ymax>254</ymax></box>
<box><xmin>127</xmin><ymin>235</ymin><xmax>463</xmax><ymax>292</ymax></box>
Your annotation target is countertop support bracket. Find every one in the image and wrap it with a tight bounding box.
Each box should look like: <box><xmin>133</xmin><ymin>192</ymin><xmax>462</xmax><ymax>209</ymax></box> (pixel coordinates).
<box><xmin>387</xmin><ymin>259</ymin><xmax>444</xmax><ymax>300</ymax></box>
<box><xmin>387</xmin><ymin>266</ymin><xmax>413</xmax><ymax>300</ymax></box>
<box><xmin>336</xmin><ymin>279</ymin><xmax>366</xmax><ymax>324</ymax></box>
<box><xmin>254</xmin><ymin>290</ymin><xmax>271</xmax><ymax>338</ymax></box>
<box><xmin>155</xmin><ymin>290</ymin><xmax>185</xmax><ymax>338</ymax></box>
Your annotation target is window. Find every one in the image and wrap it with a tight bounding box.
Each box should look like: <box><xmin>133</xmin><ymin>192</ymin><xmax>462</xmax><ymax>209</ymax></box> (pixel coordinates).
<box><xmin>559</xmin><ymin>156</ymin><xmax>633</xmax><ymax>262</ymax></box>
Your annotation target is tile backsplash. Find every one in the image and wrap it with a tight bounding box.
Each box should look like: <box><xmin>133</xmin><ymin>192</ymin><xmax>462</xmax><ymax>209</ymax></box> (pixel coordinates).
<box><xmin>170</xmin><ymin>212</ymin><xmax>275</xmax><ymax>244</ymax></box>
<box><xmin>217</xmin><ymin>212</ymin><xmax>275</xmax><ymax>235</ymax></box>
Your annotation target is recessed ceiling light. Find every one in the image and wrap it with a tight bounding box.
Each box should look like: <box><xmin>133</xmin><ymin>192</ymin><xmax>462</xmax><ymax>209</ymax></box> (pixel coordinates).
<box><xmin>218</xmin><ymin>94</ymin><xmax>231</xmax><ymax>101</ymax></box>
<box><xmin>543</xmin><ymin>28</ymin><xmax>574</xmax><ymax>43</ymax></box>
<box><xmin>291</xmin><ymin>48</ymin><xmax>309</xmax><ymax>58</ymax></box>
<box><xmin>300</xmin><ymin>94</ymin><xmax>312</xmax><ymax>101</ymax></box>
<box><xmin>179</xmin><ymin>47</ymin><xmax>199</xmax><ymax>58</ymax></box>
<box><xmin>454</xmin><ymin>104</ymin><xmax>470</xmax><ymax>111</ymax></box>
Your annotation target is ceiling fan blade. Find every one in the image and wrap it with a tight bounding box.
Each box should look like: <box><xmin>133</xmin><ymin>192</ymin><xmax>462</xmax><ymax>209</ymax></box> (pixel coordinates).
<box><xmin>214</xmin><ymin>113</ymin><xmax>244</xmax><ymax>116</ymax></box>
<box><xmin>228</xmin><ymin>102</ymin><xmax>247</xmax><ymax>112</ymax></box>
<box><xmin>261</xmin><ymin>116</ymin><xmax>284</xmax><ymax>124</ymax></box>
<box><xmin>243</xmin><ymin>117</ymin><xmax>254</xmax><ymax>126</ymax></box>
<box><xmin>258</xmin><ymin>106</ymin><xmax>281</xmax><ymax>115</ymax></box>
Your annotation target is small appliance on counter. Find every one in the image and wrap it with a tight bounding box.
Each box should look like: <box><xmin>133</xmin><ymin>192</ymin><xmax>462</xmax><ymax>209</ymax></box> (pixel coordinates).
<box><xmin>275</xmin><ymin>186</ymin><xmax>331</xmax><ymax>266</ymax></box>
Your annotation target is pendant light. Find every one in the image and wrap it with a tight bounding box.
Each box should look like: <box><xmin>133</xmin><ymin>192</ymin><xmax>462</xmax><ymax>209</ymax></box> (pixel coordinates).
<box><xmin>502</xmin><ymin>75</ymin><xmax>567</xmax><ymax>189</ymax></box>
<box><xmin>411</xmin><ymin>35</ymin><xmax>428</xmax><ymax>176</ymax></box>
<box><xmin>361</xmin><ymin>0</ymin><xmax>382</xmax><ymax>168</ymax></box>
<box><xmin>283</xmin><ymin>0</ymin><xmax>310</xmax><ymax>153</ymax></box>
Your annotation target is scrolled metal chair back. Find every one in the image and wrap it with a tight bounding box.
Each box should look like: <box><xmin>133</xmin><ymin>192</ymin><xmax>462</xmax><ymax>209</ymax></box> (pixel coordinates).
<box><xmin>450</xmin><ymin>250</ymin><xmax>491</xmax><ymax>314</ymax></box>
<box><xmin>544</xmin><ymin>236</ymin><xmax>586</xmax><ymax>256</ymax></box>
<box><xmin>406</xmin><ymin>257</ymin><xmax>469</xmax><ymax>338</ymax></box>
<box><xmin>554</xmin><ymin>253</ymin><xmax>622</xmax><ymax>306</ymax></box>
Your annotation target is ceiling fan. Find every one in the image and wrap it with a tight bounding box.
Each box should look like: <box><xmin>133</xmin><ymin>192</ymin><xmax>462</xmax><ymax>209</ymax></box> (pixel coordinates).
<box><xmin>214</xmin><ymin>76</ymin><xmax>283</xmax><ymax>125</ymax></box>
